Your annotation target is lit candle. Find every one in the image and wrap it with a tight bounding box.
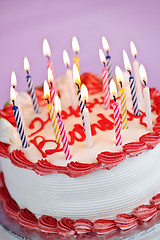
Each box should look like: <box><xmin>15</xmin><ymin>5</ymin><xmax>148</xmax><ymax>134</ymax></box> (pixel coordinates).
<box><xmin>43</xmin><ymin>80</ymin><xmax>61</xmax><ymax>143</ymax></box>
<box><xmin>115</xmin><ymin>66</ymin><xmax>128</xmax><ymax>129</ymax></box>
<box><xmin>130</xmin><ymin>41</ymin><xmax>143</xmax><ymax>102</ymax></box>
<box><xmin>43</xmin><ymin>38</ymin><xmax>53</xmax><ymax>70</ymax></box>
<box><xmin>63</xmin><ymin>50</ymin><xmax>77</xmax><ymax>110</ymax></box>
<box><xmin>81</xmin><ymin>84</ymin><xmax>92</xmax><ymax>148</ymax></box>
<box><xmin>123</xmin><ymin>50</ymin><xmax>140</xmax><ymax>116</ymax></box>
<box><xmin>10</xmin><ymin>87</ymin><xmax>28</xmax><ymax>148</ymax></box>
<box><xmin>55</xmin><ymin>95</ymin><xmax>71</xmax><ymax>160</ymax></box>
<box><xmin>73</xmin><ymin>64</ymin><xmax>85</xmax><ymax>130</ymax></box>
<box><xmin>99</xmin><ymin>49</ymin><xmax>110</xmax><ymax>109</ymax></box>
<box><xmin>11</xmin><ymin>71</ymin><xmax>17</xmax><ymax>89</ymax></box>
<box><xmin>110</xmin><ymin>80</ymin><xmax>122</xmax><ymax>146</ymax></box>
<box><xmin>48</xmin><ymin>67</ymin><xmax>56</xmax><ymax>104</ymax></box>
<box><xmin>102</xmin><ymin>36</ymin><xmax>113</xmax><ymax>83</ymax></box>
<box><xmin>139</xmin><ymin>64</ymin><xmax>152</xmax><ymax>130</ymax></box>
<box><xmin>72</xmin><ymin>36</ymin><xmax>80</xmax><ymax>72</ymax></box>
<box><xmin>24</xmin><ymin>57</ymin><xmax>40</xmax><ymax>114</ymax></box>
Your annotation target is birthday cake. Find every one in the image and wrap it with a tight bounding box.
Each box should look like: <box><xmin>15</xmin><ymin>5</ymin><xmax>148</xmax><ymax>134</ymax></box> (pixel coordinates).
<box><xmin>0</xmin><ymin>70</ymin><xmax>160</xmax><ymax>237</ymax></box>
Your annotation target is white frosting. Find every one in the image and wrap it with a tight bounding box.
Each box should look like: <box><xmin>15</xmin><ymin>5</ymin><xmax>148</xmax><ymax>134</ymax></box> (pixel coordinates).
<box><xmin>0</xmin><ymin>73</ymin><xmax>160</xmax><ymax>221</ymax></box>
<box><xmin>1</xmin><ymin>143</ymin><xmax>160</xmax><ymax>220</ymax></box>
<box><xmin>0</xmin><ymin>118</ymin><xmax>16</xmax><ymax>144</ymax></box>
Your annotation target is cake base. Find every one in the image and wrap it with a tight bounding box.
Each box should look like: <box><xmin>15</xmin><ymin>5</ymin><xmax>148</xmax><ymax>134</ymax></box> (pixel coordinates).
<box><xmin>1</xmin><ymin>201</ymin><xmax>160</xmax><ymax>240</ymax></box>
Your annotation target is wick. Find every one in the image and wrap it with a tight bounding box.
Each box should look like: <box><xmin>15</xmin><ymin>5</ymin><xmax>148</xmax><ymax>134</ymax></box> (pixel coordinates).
<box><xmin>12</xmin><ymin>100</ymin><xmax>15</xmax><ymax>106</ymax></box>
<box><xmin>106</xmin><ymin>50</ymin><xmax>109</xmax><ymax>56</ymax></box>
<box><xmin>45</xmin><ymin>98</ymin><xmax>49</xmax><ymax>104</ymax></box>
<box><xmin>75</xmin><ymin>82</ymin><xmax>80</xmax><ymax>90</ymax></box>
<box><xmin>57</xmin><ymin>112</ymin><xmax>61</xmax><ymax>118</ymax></box>
<box><xmin>49</xmin><ymin>82</ymin><xmax>53</xmax><ymax>88</ymax></box>
<box><xmin>13</xmin><ymin>85</ymin><xmax>15</xmax><ymax>89</ymax></box>
<box><xmin>127</xmin><ymin>70</ymin><xmax>132</xmax><ymax>76</ymax></box>
<box><xmin>120</xmin><ymin>81</ymin><xmax>123</xmax><ymax>88</ymax></box>
<box><xmin>113</xmin><ymin>95</ymin><xmax>116</xmax><ymax>102</ymax></box>
<box><xmin>84</xmin><ymin>99</ymin><xmax>86</xmax><ymax>107</ymax></box>
<box><xmin>67</xmin><ymin>64</ymin><xmax>70</xmax><ymax>69</ymax></box>
<box><xmin>103</xmin><ymin>62</ymin><xmax>105</xmax><ymax>68</ymax></box>
<box><xmin>75</xmin><ymin>51</ymin><xmax>78</xmax><ymax>55</ymax></box>
<box><xmin>26</xmin><ymin>70</ymin><xmax>29</xmax><ymax>75</ymax></box>
<box><xmin>47</xmin><ymin>55</ymin><xmax>50</xmax><ymax>61</ymax></box>
<box><xmin>143</xmin><ymin>80</ymin><xmax>147</xmax><ymax>87</ymax></box>
<box><xmin>135</xmin><ymin>54</ymin><xmax>137</xmax><ymax>59</ymax></box>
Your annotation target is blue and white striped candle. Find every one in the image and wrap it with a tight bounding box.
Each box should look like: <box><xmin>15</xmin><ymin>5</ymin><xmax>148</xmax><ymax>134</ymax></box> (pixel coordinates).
<box><xmin>24</xmin><ymin>57</ymin><xmax>40</xmax><ymax>114</ymax></box>
<box><xmin>10</xmin><ymin>87</ymin><xmax>28</xmax><ymax>148</ymax></box>
<box><xmin>102</xmin><ymin>36</ymin><xmax>113</xmax><ymax>83</ymax></box>
<box><xmin>123</xmin><ymin>50</ymin><xmax>140</xmax><ymax>116</ymax></box>
<box><xmin>73</xmin><ymin>64</ymin><xmax>85</xmax><ymax>131</ymax></box>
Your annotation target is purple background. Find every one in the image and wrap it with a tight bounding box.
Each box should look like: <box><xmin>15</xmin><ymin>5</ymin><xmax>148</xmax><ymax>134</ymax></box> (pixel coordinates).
<box><xmin>0</xmin><ymin>0</ymin><xmax>160</xmax><ymax>108</ymax></box>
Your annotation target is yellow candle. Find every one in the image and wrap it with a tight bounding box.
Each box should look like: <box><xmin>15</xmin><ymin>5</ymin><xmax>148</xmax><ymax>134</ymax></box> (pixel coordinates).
<box><xmin>44</xmin><ymin>80</ymin><xmax>61</xmax><ymax>143</ymax></box>
<box><xmin>120</xmin><ymin>88</ymin><xmax>128</xmax><ymax>129</ymax></box>
<box><xmin>48</xmin><ymin>104</ymin><xmax>61</xmax><ymax>143</ymax></box>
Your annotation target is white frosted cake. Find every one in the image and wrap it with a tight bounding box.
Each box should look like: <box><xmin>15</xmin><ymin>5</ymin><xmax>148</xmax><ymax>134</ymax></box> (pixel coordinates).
<box><xmin>0</xmin><ymin>72</ymin><xmax>160</xmax><ymax>237</ymax></box>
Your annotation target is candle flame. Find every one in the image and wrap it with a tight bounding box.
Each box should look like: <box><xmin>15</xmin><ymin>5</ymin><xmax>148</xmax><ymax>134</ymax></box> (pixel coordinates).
<box><xmin>81</xmin><ymin>84</ymin><xmax>88</xmax><ymax>102</ymax></box>
<box><xmin>55</xmin><ymin>95</ymin><xmax>61</xmax><ymax>113</ymax></box>
<box><xmin>43</xmin><ymin>38</ymin><xmax>51</xmax><ymax>57</ymax></box>
<box><xmin>43</xmin><ymin>80</ymin><xmax>50</xmax><ymax>99</ymax></box>
<box><xmin>110</xmin><ymin>79</ymin><xmax>117</xmax><ymax>97</ymax></box>
<box><xmin>10</xmin><ymin>86</ymin><xmax>16</xmax><ymax>101</ymax></box>
<box><xmin>72</xmin><ymin>36</ymin><xmax>80</xmax><ymax>53</ymax></box>
<box><xmin>11</xmin><ymin>71</ymin><xmax>17</xmax><ymax>87</ymax></box>
<box><xmin>123</xmin><ymin>50</ymin><xmax>132</xmax><ymax>72</ymax></box>
<box><xmin>99</xmin><ymin>49</ymin><xmax>106</xmax><ymax>65</ymax></box>
<box><xmin>24</xmin><ymin>57</ymin><xmax>30</xmax><ymax>72</ymax></box>
<box><xmin>63</xmin><ymin>50</ymin><xmax>70</xmax><ymax>67</ymax></box>
<box><xmin>48</xmin><ymin>67</ymin><xmax>54</xmax><ymax>83</ymax></box>
<box><xmin>139</xmin><ymin>64</ymin><xmax>148</xmax><ymax>83</ymax></box>
<box><xmin>130</xmin><ymin>41</ymin><xmax>137</xmax><ymax>58</ymax></box>
<box><xmin>115</xmin><ymin>66</ymin><xmax>124</xmax><ymax>84</ymax></box>
<box><xmin>73</xmin><ymin>64</ymin><xmax>81</xmax><ymax>86</ymax></box>
<box><xmin>102</xmin><ymin>36</ymin><xmax>109</xmax><ymax>52</ymax></box>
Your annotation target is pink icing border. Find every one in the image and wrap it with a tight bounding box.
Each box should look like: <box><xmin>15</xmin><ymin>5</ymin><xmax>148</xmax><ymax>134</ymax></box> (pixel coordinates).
<box><xmin>0</xmin><ymin>171</ymin><xmax>160</xmax><ymax>237</ymax></box>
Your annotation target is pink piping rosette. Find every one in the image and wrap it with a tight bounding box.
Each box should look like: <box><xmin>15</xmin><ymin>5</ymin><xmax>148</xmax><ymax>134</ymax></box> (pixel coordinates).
<box><xmin>93</xmin><ymin>219</ymin><xmax>117</xmax><ymax>234</ymax></box>
<box><xmin>123</xmin><ymin>142</ymin><xmax>147</xmax><ymax>157</ymax></box>
<box><xmin>134</xmin><ymin>204</ymin><xmax>158</xmax><ymax>222</ymax></box>
<box><xmin>4</xmin><ymin>198</ymin><xmax>20</xmax><ymax>219</ymax></box>
<box><xmin>0</xmin><ymin>142</ymin><xmax>10</xmax><ymax>158</ymax></box>
<box><xmin>57</xmin><ymin>218</ymin><xmax>75</xmax><ymax>237</ymax></box>
<box><xmin>17</xmin><ymin>208</ymin><xmax>38</xmax><ymax>229</ymax></box>
<box><xmin>115</xmin><ymin>213</ymin><xmax>137</xmax><ymax>230</ymax></box>
<box><xmin>97</xmin><ymin>151</ymin><xmax>126</xmax><ymax>170</ymax></box>
<box><xmin>150</xmin><ymin>194</ymin><xmax>160</xmax><ymax>210</ymax></box>
<box><xmin>0</xmin><ymin>185</ymin><xmax>11</xmax><ymax>203</ymax></box>
<box><xmin>38</xmin><ymin>215</ymin><xmax>57</xmax><ymax>233</ymax></box>
<box><xmin>74</xmin><ymin>219</ymin><xmax>93</xmax><ymax>234</ymax></box>
<box><xmin>139</xmin><ymin>132</ymin><xmax>160</xmax><ymax>149</ymax></box>
<box><xmin>67</xmin><ymin>161</ymin><xmax>101</xmax><ymax>178</ymax></box>
<box><xmin>9</xmin><ymin>150</ymin><xmax>36</xmax><ymax>170</ymax></box>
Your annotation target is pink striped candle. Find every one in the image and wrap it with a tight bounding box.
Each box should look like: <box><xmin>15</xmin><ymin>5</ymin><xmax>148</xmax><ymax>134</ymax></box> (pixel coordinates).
<box><xmin>110</xmin><ymin>80</ymin><xmax>122</xmax><ymax>146</ymax></box>
<box><xmin>102</xmin><ymin>67</ymin><xmax>110</xmax><ymax>109</ymax></box>
<box><xmin>55</xmin><ymin>95</ymin><xmax>71</xmax><ymax>161</ymax></box>
<box><xmin>113</xmin><ymin>101</ymin><xmax>122</xmax><ymax>146</ymax></box>
<box><xmin>99</xmin><ymin>49</ymin><xmax>110</xmax><ymax>109</ymax></box>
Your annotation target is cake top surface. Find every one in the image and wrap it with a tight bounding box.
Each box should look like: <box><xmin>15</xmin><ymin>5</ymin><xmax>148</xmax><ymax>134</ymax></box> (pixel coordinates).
<box><xmin>0</xmin><ymin>72</ymin><xmax>160</xmax><ymax>177</ymax></box>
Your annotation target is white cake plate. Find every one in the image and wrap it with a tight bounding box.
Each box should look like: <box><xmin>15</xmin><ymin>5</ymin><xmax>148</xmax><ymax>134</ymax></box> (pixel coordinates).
<box><xmin>1</xmin><ymin>201</ymin><xmax>160</xmax><ymax>240</ymax></box>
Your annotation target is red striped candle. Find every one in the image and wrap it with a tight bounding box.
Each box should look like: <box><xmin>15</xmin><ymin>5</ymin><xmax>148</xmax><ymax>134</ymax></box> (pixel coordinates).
<box><xmin>110</xmin><ymin>80</ymin><xmax>122</xmax><ymax>146</ymax></box>
<box><xmin>102</xmin><ymin>67</ymin><xmax>110</xmax><ymax>109</ymax></box>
